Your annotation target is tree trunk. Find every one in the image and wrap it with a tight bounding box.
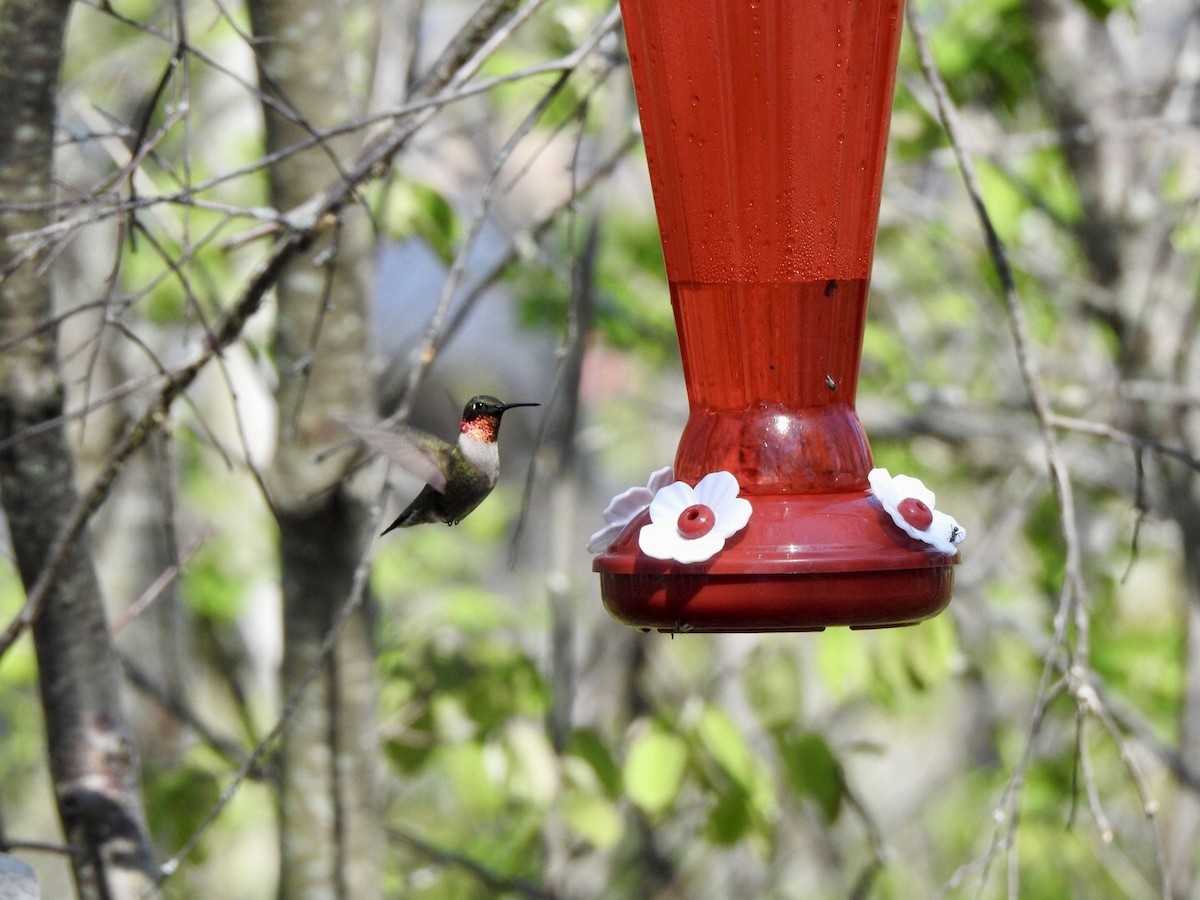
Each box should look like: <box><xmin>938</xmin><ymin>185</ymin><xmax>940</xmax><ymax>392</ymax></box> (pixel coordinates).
<box><xmin>0</xmin><ymin>1</ymin><xmax>157</xmax><ymax>897</ymax></box>
<box><xmin>246</xmin><ymin>0</ymin><xmax>383</xmax><ymax>896</ymax></box>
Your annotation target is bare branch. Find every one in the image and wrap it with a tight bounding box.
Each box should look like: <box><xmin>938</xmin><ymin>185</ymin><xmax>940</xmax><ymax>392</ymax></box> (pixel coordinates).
<box><xmin>389</xmin><ymin>827</ymin><xmax>563</xmax><ymax>900</ymax></box>
<box><xmin>0</xmin><ymin>229</ymin><xmax>305</xmax><ymax>659</ymax></box>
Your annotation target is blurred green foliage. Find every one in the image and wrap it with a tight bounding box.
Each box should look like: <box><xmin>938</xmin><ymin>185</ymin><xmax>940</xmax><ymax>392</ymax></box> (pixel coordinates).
<box><xmin>515</xmin><ymin>211</ymin><xmax>678</xmax><ymax>367</ymax></box>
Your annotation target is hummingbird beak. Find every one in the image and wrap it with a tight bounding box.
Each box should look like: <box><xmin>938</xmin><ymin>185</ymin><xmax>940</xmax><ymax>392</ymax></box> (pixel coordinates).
<box><xmin>499</xmin><ymin>401</ymin><xmax>540</xmax><ymax>412</ymax></box>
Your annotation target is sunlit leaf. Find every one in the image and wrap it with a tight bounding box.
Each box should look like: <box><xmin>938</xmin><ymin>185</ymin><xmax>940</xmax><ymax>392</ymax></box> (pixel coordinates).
<box><xmin>504</xmin><ymin>721</ymin><xmax>558</xmax><ymax>806</ymax></box>
<box><xmin>902</xmin><ymin>614</ymin><xmax>957</xmax><ymax>691</ymax></box>
<box><xmin>562</xmin><ymin>790</ymin><xmax>623</xmax><ymax>849</ymax></box>
<box><xmin>441</xmin><ymin>585</ymin><xmax>510</xmax><ymax>633</ymax></box>
<box><xmin>695</xmin><ymin>706</ymin><xmax>757</xmax><ymax>790</ymax></box>
<box><xmin>623</xmin><ymin>724</ymin><xmax>688</xmax><ymax>816</ymax></box>
<box><xmin>437</xmin><ymin>742</ymin><xmax>505</xmax><ymax>816</ymax></box>
<box><xmin>383</xmin><ymin>699</ymin><xmax>434</xmax><ymax>774</ymax></box>
<box><xmin>815</xmin><ymin>628</ymin><xmax>873</xmax><ymax>701</ymax></box>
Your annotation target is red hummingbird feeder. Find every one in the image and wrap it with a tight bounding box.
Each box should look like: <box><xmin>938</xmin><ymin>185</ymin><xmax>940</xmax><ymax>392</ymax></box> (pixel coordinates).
<box><xmin>592</xmin><ymin>0</ymin><xmax>961</xmax><ymax>631</ymax></box>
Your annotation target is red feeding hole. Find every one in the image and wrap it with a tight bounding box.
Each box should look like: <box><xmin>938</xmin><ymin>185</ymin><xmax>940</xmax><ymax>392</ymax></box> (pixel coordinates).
<box><xmin>677</xmin><ymin>504</ymin><xmax>715</xmax><ymax>538</ymax></box>
<box><xmin>898</xmin><ymin>497</ymin><xmax>933</xmax><ymax>531</ymax></box>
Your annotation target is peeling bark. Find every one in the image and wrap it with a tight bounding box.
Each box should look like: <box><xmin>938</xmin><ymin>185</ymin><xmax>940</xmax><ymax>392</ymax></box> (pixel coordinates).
<box><xmin>0</xmin><ymin>1</ymin><xmax>157</xmax><ymax>897</ymax></box>
<box><xmin>246</xmin><ymin>0</ymin><xmax>382</xmax><ymax>896</ymax></box>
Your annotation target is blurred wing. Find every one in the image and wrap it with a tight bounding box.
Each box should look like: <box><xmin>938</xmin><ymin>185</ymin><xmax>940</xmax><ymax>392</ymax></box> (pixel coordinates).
<box><xmin>337</xmin><ymin>416</ymin><xmax>450</xmax><ymax>493</ymax></box>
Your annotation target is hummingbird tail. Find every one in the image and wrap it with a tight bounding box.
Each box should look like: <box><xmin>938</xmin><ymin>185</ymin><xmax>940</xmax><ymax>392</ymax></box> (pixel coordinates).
<box><xmin>380</xmin><ymin>492</ymin><xmax>443</xmax><ymax>534</ymax></box>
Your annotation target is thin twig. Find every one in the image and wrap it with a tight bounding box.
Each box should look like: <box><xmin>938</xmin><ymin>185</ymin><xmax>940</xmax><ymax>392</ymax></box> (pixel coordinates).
<box><xmin>906</xmin><ymin>5</ymin><xmax>1085</xmax><ymax>614</ymax></box>
<box><xmin>150</xmin><ymin>497</ymin><xmax>384</xmax><ymax>893</ymax></box>
<box><xmin>385</xmin><ymin>3</ymin><xmax>620</xmax><ymax>422</ymax></box>
<box><xmin>0</xmin><ymin>230</ymin><xmax>306</xmax><ymax>660</ymax></box>
<box><xmin>388</xmin><ymin>826</ymin><xmax>562</xmax><ymax>900</ymax></box>
<box><xmin>118</xmin><ymin>651</ymin><xmax>268</xmax><ymax>781</ymax></box>
<box><xmin>908</xmin><ymin>8</ymin><xmax>1101</xmax><ymax>896</ymax></box>
<box><xmin>390</xmin><ymin>69</ymin><xmax>574</xmax><ymax>420</ymax></box>
<box><xmin>0</xmin><ymin>838</ymin><xmax>75</xmax><ymax>857</ymax></box>
<box><xmin>1</xmin><ymin>0</ymin><xmax>552</xmax><ymax>655</ymax></box>
<box><xmin>109</xmin><ymin>535</ymin><xmax>206</xmax><ymax>634</ymax></box>
<box><xmin>1074</xmin><ymin>674</ymin><xmax>1172</xmax><ymax>899</ymax></box>
<box><xmin>1050</xmin><ymin>413</ymin><xmax>1200</xmax><ymax>473</ymax></box>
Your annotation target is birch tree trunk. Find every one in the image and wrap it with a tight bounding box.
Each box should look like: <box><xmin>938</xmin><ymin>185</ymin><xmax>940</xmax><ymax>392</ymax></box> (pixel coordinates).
<box><xmin>0</xmin><ymin>1</ymin><xmax>157</xmax><ymax>897</ymax></box>
<box><xmin>246</xmin><ymin>0</ymin><xmax>383</xmax><ymax>896</ymax></box>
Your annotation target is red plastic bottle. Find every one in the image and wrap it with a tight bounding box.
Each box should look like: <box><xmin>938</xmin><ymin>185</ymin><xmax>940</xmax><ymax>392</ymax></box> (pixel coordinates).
<box><xmin>593</xmin><ymin>0</ymin><xmax>957</xmax><ymax>631</ymax></box>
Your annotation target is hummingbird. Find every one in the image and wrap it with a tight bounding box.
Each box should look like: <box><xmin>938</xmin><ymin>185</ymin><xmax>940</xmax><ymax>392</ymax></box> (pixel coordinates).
<box><xmin>341</xmin><ymin>395</ymin><xmax>539</xmax><ymax>535</ymax></box>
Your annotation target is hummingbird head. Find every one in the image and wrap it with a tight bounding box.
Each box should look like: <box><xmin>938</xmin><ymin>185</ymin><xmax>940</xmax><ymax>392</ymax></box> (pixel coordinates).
<box><xmin>460</xmin><ymin>395</ymin><xmax>539</xmax><ymax>443</ymax></box>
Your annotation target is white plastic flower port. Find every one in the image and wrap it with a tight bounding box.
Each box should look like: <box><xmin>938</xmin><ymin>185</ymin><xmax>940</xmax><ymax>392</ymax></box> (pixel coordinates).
<box><xmin>636</xmin><ymin>471</ymin><xmax>752</xmax><ymax>564</ymax></box>
<box><xmin>587</xmin><ymin>466</ymin><xmax>675</xmax><ymax>555</ymax></box>
<box><xmin>868</xmin><ymin>468</ymin><xmax>966</xmax><ymax>556</ymax></box>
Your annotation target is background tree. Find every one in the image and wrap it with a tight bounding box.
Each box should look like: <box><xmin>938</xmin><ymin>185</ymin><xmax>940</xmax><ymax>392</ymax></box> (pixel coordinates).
<box><xmin>247</xmin><ymin>0</ymin><xmax>382</xmax><ymax>892</ymax></box>
<box><xmin>0</xmin><ymin>1</ymin><xmax>157</xmax><ymax>896</ymax></box>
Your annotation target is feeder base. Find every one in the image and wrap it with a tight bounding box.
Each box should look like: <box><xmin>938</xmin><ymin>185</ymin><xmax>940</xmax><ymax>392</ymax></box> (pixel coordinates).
<box><xmin>599</xmin><ymin>567</ymin><xmax>953</xmax><ymax>633</ymax></box>
<box><xmin>593</xmin><ymin>491</ymin><xmax>957</xmax><ymax>633</ymax></box>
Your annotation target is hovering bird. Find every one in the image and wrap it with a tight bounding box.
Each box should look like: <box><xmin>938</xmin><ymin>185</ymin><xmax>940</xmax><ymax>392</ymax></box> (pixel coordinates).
<box><xmin>342</xmin><ymin>395</ymin><xmax>539</xmax><ymax>535</ymax></box>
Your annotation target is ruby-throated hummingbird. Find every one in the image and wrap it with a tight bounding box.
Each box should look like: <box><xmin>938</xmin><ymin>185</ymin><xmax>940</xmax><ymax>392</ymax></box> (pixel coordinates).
<box><xmin>342</xmin><ymin>395</ymin><xmax>539</xmax><ymax>535</ymax></box>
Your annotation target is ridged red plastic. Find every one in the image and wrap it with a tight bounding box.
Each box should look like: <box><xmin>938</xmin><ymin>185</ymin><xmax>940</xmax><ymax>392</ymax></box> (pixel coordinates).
<box><xmin>595</xmin><ymin>0</ymin><xmax>957</xmax><ymax>631</ymax></box>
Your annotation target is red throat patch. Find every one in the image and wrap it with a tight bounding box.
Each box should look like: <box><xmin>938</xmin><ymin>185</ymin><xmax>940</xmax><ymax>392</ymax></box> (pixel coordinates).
<box><xmin>462</xmin><ymin>416</ymin><xmax>499</xmax><ymax>443</ymax></box>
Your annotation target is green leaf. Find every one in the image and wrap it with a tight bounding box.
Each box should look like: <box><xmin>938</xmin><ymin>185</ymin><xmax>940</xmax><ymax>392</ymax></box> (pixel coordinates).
<box><xmin>778</xmin><ymin>731</ymin><xmax>844</xmax><ymax>823</ymax></box>
<box><xmin>623</xmin><ymin>724</ymin><xmax>688</xmax><ymax>816</ymax></box>
<box><xmin>815</xmin><ymin>628</ymin><xmax>873</xmax><ymax>701</ymax></box>
<box><xmin>383</xmin><ymin>700</ymin><xmax>434</xmax><ymax>774</ymax></box>
<box><xmin>378</xmin><ymin>180</ymin><xmax>459</xmax><ymax>263</ymax></box>
<box><xmin>1074</xmin><ymin>0</ymin><xmax>1131</xmax><ymax>19</ymax></box>
<box><xmin>437</xmin><ymin>742</ymin><xmax>505</xmax><ymax>816</ymax></box>
<box><xmin>0</xmin><ymin>559</ymin><xmax>35</xmax><ymax>685</ymax></box>
<box><xmin>569</xmin><ymin>728</ymin><xmax>622</xmax><ymax>799</ymax></box>
<box><xmin>901</xmin><ymin>614</ymin><xmax>956</xmax><ymax>692</ymax></box>
<box><xmin>504</xmin><ymin>721</ymin><xmax>558</xmax><ymax>807</ymax></box>
<box><xmin>145</xmin><ymin>762</ymin><xmax>222</xmax><ymax>857</ymax></box>
<box><xmin>441</xmin><ymin>585</ymin><xmax>510</xmax><ymax>633</ymax></box>
<box><xmin>562</xmin><ymin>791</ymin><xmax>623</xmax><ymax>849</ymax></box>
<box><xmin>704</xmin><ymin>785</ymin><xmax>752</xmax><ymax>845</ymax></box>
<box><xmin>742</xmin><ymin>643</ymin><xmax>802</xmax><ymax>732</ymax></box>
<box><xmin>974</xmin><ymin>160</ymin><xmax>1026</xmax><ymax>245</ymax></box>
<box><xmin>695</xmin><ymin>706</ymin><xmax>755</xmax><ymax>789</ymax></box>
<box><xmin>456</xmin><ymin>644</ymin><xmax>548</xmax><ymax>733</ymax></box>
<box><xmin>183</xmin><ymin>544</ymin><xmax>244</xmax><ymax>621</ymax></box>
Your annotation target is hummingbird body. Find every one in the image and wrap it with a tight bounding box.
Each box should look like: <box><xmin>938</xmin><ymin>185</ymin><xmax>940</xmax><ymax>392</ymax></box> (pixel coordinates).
<box><xmin>383</xmin><ymin>428</ymin><xmax>499</xmax><ymax>531</ymax></box>
<box><xmin>341</xmin><ymin>395</ymin><xmax>539</xmax><ymax>534</ymax></box>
